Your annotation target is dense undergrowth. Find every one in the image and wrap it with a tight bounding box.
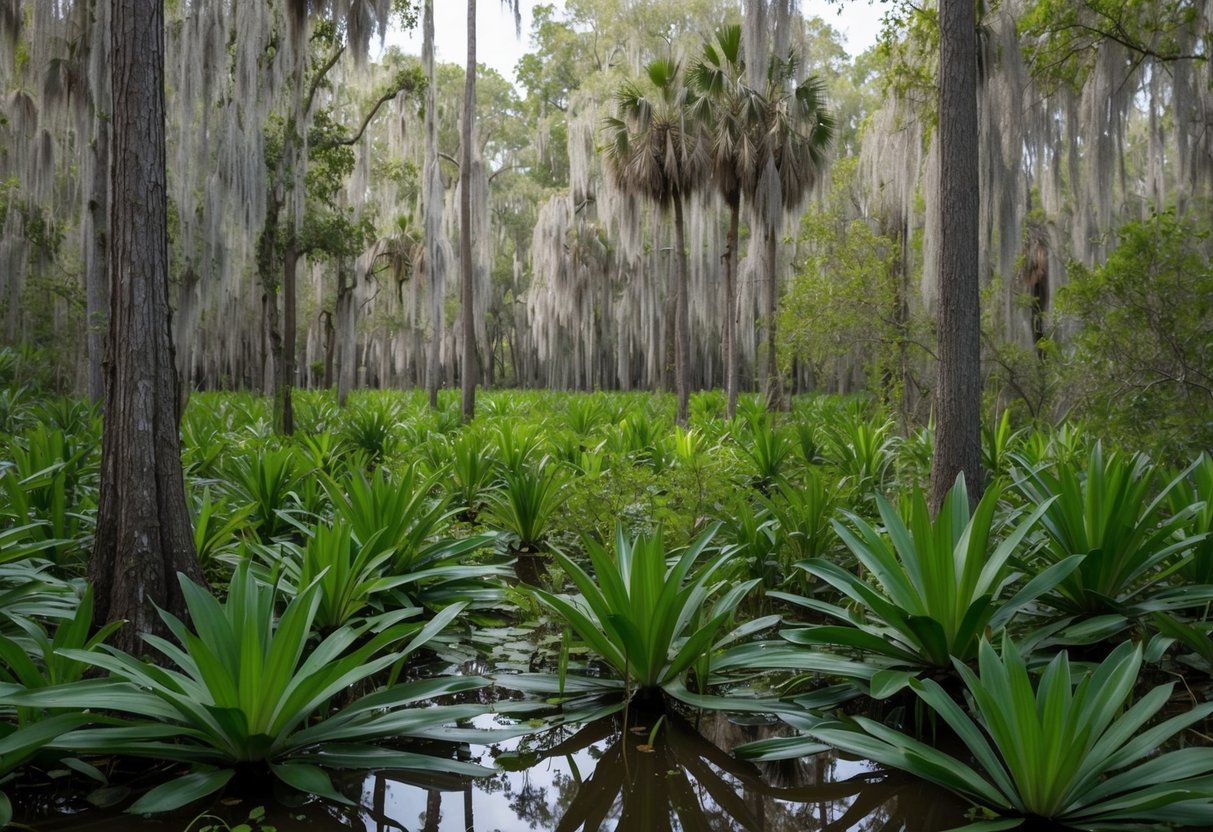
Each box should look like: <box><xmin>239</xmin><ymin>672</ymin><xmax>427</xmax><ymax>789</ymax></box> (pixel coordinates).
<box><xmin>2</xmin><ymin>363</ymin><xmax>1213</xmax><ymax>829</ymax></box>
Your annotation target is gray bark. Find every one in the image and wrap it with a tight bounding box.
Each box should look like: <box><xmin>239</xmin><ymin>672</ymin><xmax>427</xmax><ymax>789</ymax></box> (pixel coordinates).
<box><xmin>92</xmin><ymin>0</ymin><xmax>202</xmax><ymax>655</ymax></box>
<box><xmin>930</xmin><ymin>0</ymin><xmax>984</xmax><ymax>512</ymax></box>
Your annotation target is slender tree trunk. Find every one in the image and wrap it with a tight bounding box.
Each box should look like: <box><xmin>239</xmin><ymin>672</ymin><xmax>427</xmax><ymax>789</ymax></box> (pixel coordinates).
<box><xmin>724</xmin><ymin>190</ymin><xmax>740</xmax><ymax>420</ymax></box>
<box><xmin>423</xmin><ymin>0</ymin><xmax>444</xmax><ymax>410</ymax></box>
<box><xmin>85</xmin><ymin>0</ymin><xmax>111</xmax><ymax>405</ymax></box>
<box><xmin>673</xmin><ymin>192</ymin><xmax>690</xmax><ymax>425</ymax></box>
<box><xmin>86</xmin><ymin>114</ymin><xmax>109</xmax><ymax>405</ymax></box>
<box><xmin>337</xmin><ymin>261</ymin><xmax>358</xmax><ymax>406</ymax></box>
<box><xmin>92</xmin><ymin>0</ymin><xmax>201</xmax><ymax>655</ymax></box>
<box><xmin>460</xmin><ymin>0</ymin><xmax>477</xmax><ymax>423</ymax></box>
<box><xmin>763</xmin><ymin>224</ymin><xmax>784</xmax><ymax>411</ymax></box>
<box><xmin>321</xmin><ymin>310</ymin><xmax>335</xmax><ymax>388</ymax></box>
<box><xmin>275</xmin><ymin>236</ymin><xmax>298</xmax><ymax>434</ymax></box>
<box><xmin>930</xmin><ymin>0</ymin><xmax>984</xmax><ymax>512</ymax></box>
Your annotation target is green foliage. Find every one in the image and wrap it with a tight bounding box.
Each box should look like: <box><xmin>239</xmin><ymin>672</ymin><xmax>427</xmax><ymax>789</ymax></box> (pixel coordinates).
<box><xmin>221</xmin><ymin>446</ymin><xmax>312</xmax><ymax>541</ymax></box>
<box><xmin>776</xmin><ymin>477</ymin><xmax>1067</xmax><ymax>680</ymax></box>
<box><xmin>1059</xmin><ymin>211</ymin><xmax>1213</xmax><ymax>462</ymax></box>
<box><xmin>529</xmin><ymin>526</ymin><xmax>770</xmax><ymax>694</ymax></box>
<box><xmin>484</xmin><ymin>460</ymin><xmax>570</xmax><ymax>552</ymax></box>
<box><xmin>784</xmin><ymin>157</ymin><xmax>909</xmax><ymax>399</ymax></box>
<box><xmin>1012</xmin><ymin>443</ymin><xmax>1209</xmax><ymax>619</ymax></box>
<box><xmin>1020</xmin><ymin>0</ymin><xmax>1203</xmax><ymax>92</ymax></box>
<box><xmin>0</xmin><ymin>567</ymin><xmax>492</xmax><ymax>813</ymax></box>
<box><xmin>804</xmin><ymin>637</ymin><xmax>1213</xmax><ymax>829</ymax></box>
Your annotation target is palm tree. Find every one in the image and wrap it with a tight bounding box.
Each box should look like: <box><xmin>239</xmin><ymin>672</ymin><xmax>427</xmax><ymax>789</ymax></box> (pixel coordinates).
<box><xmin>602</xmin><ymin>59</ymin><xmax>708</xmax><ymax>426</ymax></box>
<box><xmin>689</xmin><ymin>24</ymin><xmax>764</xmax><ymax>420</ymax></box>
<box><xmin>750</xmin><ymin>51</ymin><xmax>833</xmax><ymax>411</ymax></box>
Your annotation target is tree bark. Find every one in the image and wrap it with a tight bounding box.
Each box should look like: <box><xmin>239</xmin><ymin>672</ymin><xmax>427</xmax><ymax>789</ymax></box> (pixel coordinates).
<box><xmin>673</xmin><ymin>192</ymin><xmax>690</xmax><ymax>426</ymax></box>
<box><xmin>92</xmin><ymin>0</ymin><xmax>202</xmax><ymax>655</ymax></box>
<box><xmin>423</xmin><ymin>0</ymin><xmax>443</xmax><ymax>411</ymax></box>
<box><xmin>85</xmin><ymin>113</ymin><xmax>109</xmax><ymax>405</ymax></box>
<box><xmin>460</xmin><ymin>0</ymin><xmax>477</xmax><ymax>423</ymax></box>
<box><xmin>763</xmin><ymin>224</ymin><xmax>784</xmax><ymax>411</ymax></box>
<box><xmin>274</xmin><ymin>236</ymin><xmax>298</xmax><ymax>434</ymax></box>
<box><xmin>930</xmin><ymin>0</ymin><xmax>984</xmax><ymax>513</ymax></box>
<box><xmin>85</xmin><ymin>0</ymin><xmax>111</xmax><ymax>405</ymax></box>
<box><xmin>724</xmin><ymin>190</ymin><xmax>740</xmax><ymax>420</ymax></box>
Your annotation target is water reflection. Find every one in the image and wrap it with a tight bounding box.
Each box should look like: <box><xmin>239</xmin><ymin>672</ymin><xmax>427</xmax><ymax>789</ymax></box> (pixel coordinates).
<box><xmin>17</xmin><ymin>712</ymin><xmax>968</xmax><ymax>831</ymax></box>
<box><xmin>370</xmin><ymin>710</ymin><xmax>970</xmax><ymax>832</ymax></box>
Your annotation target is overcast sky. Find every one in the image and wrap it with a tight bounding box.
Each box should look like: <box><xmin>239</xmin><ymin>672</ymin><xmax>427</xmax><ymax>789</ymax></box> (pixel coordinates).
<box><xmin>387</xmin><ymin>1</ymin><xmax>885</xmax><ymax>84</ymax></box>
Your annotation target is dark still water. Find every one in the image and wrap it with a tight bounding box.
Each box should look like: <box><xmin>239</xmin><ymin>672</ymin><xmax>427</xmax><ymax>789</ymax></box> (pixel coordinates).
<box><xmin>17</xmin><ymin>711</ymin><xmax>970</xmax><ymax>832</ymax></box>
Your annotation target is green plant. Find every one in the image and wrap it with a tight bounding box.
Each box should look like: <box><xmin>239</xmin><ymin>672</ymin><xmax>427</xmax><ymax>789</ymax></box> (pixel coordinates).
<box><xmin>191</xmin><ymin>488</ymin><xmax>253</xmax><ymax>579</ymax></box>
<box><xmin>740</xmin><ymin>416</ymin><xmax>793</xmax><ymax>491</ymax></box>
<box><xmin>1167</xmin><ymin>452</ymin><xmax>1213</xmax><ymax>585</ymax></box>
<box><xmin>446</xmin><ymin>429</ymin><xmax>499</xmax><ymax>516</ymax></box>
<box><xmin>1012</xmin><ymin>444</ymin><xmax>1209</xmax><ymax>619</ymax></box>
<box><xmin>222</xmin><ymin>446</ymin><xmax>311</xmax><ymax>541</ymax></box>
<box><xmin>0</xmin><ymin>566</ymin><xmax>493</xmax><ymax>813</ymax></box>
<box><xmin>483</xmin><ymin>461</ymin><xmax>570</xmax><ymax>553</ymax></box>
<box><xmin>250</xmin><ymin>521</ymin><xmax>398</xmax><ymax>630</ymax></box>
<box><xmin>325</xmin><ymin>465</ymin><xmax>453</xmax><ymax>572</ymax></box>
<box><xmin>341</xmin><ymin>399</ymin><xmax>401</xmax><ymax>464</ymax></box>
<box><xmin>823</xmin><ymin>412</ymin><xmax>897</xmax><ymax>496</ymax></box>
<box><xmin>0</xmin><ymin>586</ymin><xmax>123</xmax><ymax>723</ymax></box>
<box><xmin>529</xmin><ymin>525</ymin><xmax>772</xmax><ymax>696</ymax></box>
<box><xmin>982</xmin><ymin>409</ymin><xmax>1024</xmax><ymax>480</ymax></box>
<box><xmin>758</xmin><ymin>637</ymin><xmax>1213</xmax><ymax>830</ymax></box>
<box><xmin>773</xmin><ymin>477</ymin><xmax>1070</xmax><ymax>680</ymax></box>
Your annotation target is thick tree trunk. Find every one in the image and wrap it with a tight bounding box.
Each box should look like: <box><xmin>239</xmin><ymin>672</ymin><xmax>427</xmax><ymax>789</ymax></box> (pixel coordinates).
<box><xmin>92</xmin><ymin>0</ymin><xmax>202</xmax><ymax>655</ymax></box>
<box><xmin>460</xmin><ymin>0</ymin><xmax>477</xmax><ymax>423</ymax></box>
<box><xmin>673</xmin><ymin>192</ymin><xmax>690</xmax><ymax>426</ymax></box>
<box><xmin>763</xmin><ymin>224</ymin><xmax>784</xmax><ymax>411</ymax></box>
<box><xmin>930</xmin><ymin>0</ymin><xmax>984</xmax><ymax>513</ymax></box>
<box><xmin>724</xmin><ymin>190</ymin><xmax>740</xmax><ymax>420</ymax></box>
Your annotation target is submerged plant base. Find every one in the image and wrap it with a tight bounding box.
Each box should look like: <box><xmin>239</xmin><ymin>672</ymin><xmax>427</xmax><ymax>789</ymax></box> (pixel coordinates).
<box><xmin>512</xmin><ymin>550</ymin><xmax>551</xmax><ymax>585</ymax></box>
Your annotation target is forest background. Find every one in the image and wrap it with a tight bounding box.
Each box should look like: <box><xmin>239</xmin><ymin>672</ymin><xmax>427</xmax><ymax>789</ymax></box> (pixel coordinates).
<box><xmin>1</xmin><ymin>0</ymin><xmax>1210</xmax><ymax>464</ymax></box>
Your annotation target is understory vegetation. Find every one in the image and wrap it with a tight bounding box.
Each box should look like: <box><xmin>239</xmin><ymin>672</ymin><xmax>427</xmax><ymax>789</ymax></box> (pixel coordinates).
<box><xmin>2</xmin><ymin>364</ymin><xmax>1213</xmax><ymax>830</ymax></box>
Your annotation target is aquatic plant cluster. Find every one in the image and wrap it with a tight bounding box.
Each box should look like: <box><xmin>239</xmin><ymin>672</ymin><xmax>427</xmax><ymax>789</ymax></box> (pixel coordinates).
<box><xmin>1</xmin><ymin>372</ymin><xmax>1213</xmax><ymax>830</ymax></box>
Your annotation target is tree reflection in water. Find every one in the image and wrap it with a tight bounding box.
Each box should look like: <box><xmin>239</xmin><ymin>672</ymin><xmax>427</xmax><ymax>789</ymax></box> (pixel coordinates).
<box><xmin>369</xmin><ymin>710</ymin><xmax>970</xmax><ymax>831</ymax></box>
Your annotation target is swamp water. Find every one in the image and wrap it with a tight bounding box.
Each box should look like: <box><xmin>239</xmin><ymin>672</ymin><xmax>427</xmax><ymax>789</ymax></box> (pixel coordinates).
<box><xmin>15</xmin><ymin>710</ymin><xmax>970</xmax><ymax>832</ymax></box>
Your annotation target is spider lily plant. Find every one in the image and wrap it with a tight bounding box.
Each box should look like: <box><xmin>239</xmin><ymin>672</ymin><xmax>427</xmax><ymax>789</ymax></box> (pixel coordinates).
<box><xmin>769</xmin><ymin>637</ymin><xmax>1213</xmax><ymax>831</ymax></box>
<box><xmin>528</xmin><ymin>525</ymin><xmax>773</xmax><ymax>699</ymax></box>
<box><xmin>773</xmin><ymin>477</ymin><xmax>1073</xmax><ymax>685</ymax></box>
<box><xmin>483</xmin><ymin>460</ymin><xmax>570</xmax><ymax>553</ymax></box>
<box><xmin>1012</xmin><ymin>444</ymin><xmax>1212</xmax><ymax>620</ymax></box>
<box><xmin>0</xmin><ymin>566</ymin><xmax>493</xmax><ymax>813</ymax></box>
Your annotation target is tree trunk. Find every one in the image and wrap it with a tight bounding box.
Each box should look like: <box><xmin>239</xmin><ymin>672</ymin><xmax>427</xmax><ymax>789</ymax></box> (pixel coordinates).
<box><xmin>460</xmin><ymin>0</ymin><xmax>477</xmax><ymax>423</ymax></box>
<box><xmin>763</xmin><ymin>224</ymin><xmax>784</xmax><ymax>411</ymax></box>
<box><xmin>321</xmin><ymin>310</ymin><xmax>335</xmax><ymax>388</ymax></box>
<box><xmin>85</xmin><ymin>0</ymin><xmax>111</xmax><ymax>405</ymax></box>
<box><xmin>724</xmin><ymin>189</ymin><xmax>740</xmax><ymax>420</ymax></box>
<box><xmin>336</xmin><ymin>261</ymin><xmax>357</xmax><ymax>406</ymax></box>
<box><xmin>92</xmin><ymin>0</ymin><xmax>202</xmax><ymax>655</ymax></box>
<box><xmin>673</xmin><ymin>192</ymin><xmax>690</xmax><ymax>426</ymax></box>
<box><xmin>423</xmin><ymin>0</ymin><xmax>444</xmax><ymax>411</ymax></box>
<box><xmin>86</xmin><ymin>112</ymin><xmax>109</xmax><ymax>405</ymax></box>
<box><xmin>275</xmin><ymin>236</ymin><xmax>298</xmax><ymax>435</ymax></box>
<box><xmin>930</xmin><ymin>0</ymin><xmax>984</xmax><ymax>512</ymax></box>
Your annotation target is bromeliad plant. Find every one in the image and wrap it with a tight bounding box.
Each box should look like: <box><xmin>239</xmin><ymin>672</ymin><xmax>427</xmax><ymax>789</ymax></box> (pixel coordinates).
<box><xmin>528</xmin><ymin>525</ymin><xmax>774</xmax><ymax>699</ymax></box>
<box><xmin>748</xmin><ymin>636</ymin><xmax>1213</xmax><ymax>830</ymax></box>
<box><xmin>0</xmin><ymin>566</ymin><xmax>493</xmax><ymax>813</ymax></box>
<box><xmin>1012</xmin><ymin>443</ymin><xmax>1211</xmax><ymax>621</ymax></box>
<box><xmin>773</xmin><ymin>477</ymin><xmax>1074</xmax><ymax>681</ymax></box>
